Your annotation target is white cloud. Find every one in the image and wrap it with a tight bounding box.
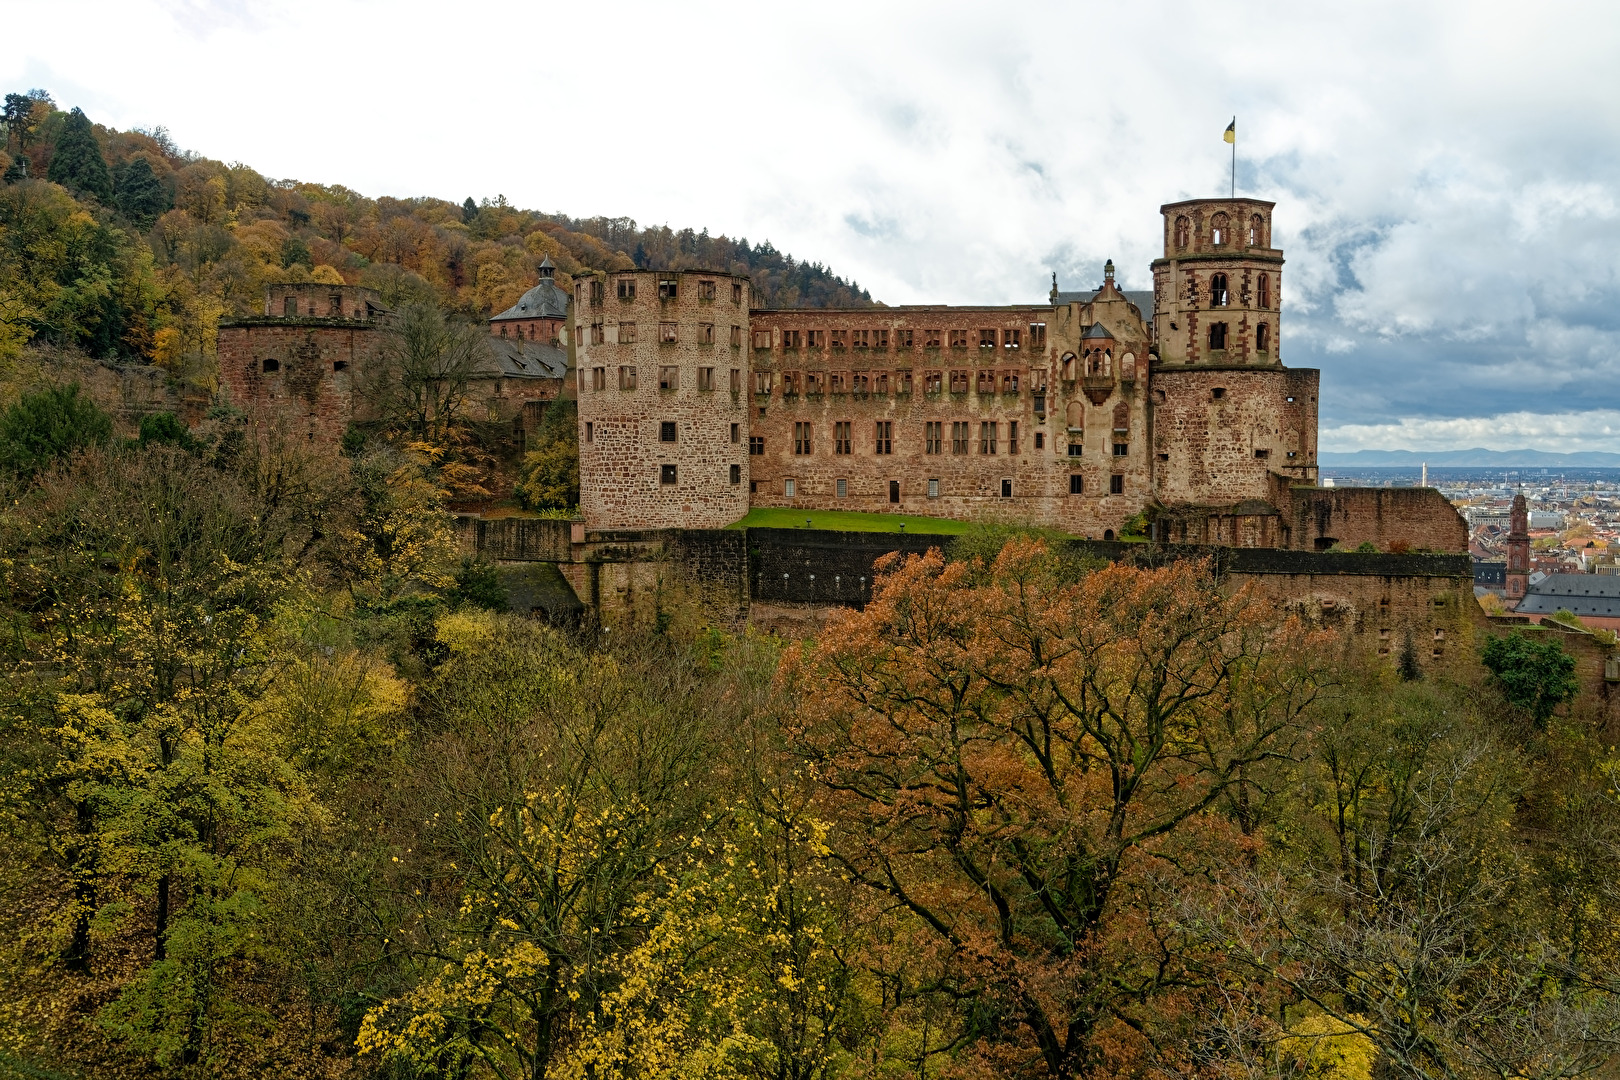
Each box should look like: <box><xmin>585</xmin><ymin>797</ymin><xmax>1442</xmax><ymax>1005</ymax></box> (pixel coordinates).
<box><xmin>1324</xmin><ymin>410</ymin><xmax>1620</xmax><ymax>453</ymax></box>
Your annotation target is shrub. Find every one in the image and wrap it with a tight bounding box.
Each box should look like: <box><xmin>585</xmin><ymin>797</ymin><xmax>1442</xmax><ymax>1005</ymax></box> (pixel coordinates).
<box><xmin>0</xmin><ymin>383</ymin><xmax>113</xmax><ymax>480</ymax></box>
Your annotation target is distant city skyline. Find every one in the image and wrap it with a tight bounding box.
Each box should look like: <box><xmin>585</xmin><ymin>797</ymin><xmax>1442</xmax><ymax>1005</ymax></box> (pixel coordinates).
<box><xmin>8</xmin><ymin>0</ymin><xmax>1618</xmax><ymax>452</ymax></box>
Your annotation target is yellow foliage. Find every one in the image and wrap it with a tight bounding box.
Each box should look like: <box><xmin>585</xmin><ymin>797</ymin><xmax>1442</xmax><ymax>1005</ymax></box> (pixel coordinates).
<box><xmin>310</xmin><ymin>263</ymin><xmax>344</xmax><ymax>285</ymax></box>
<box><xmin>1277</xmin><ymin>1011</ymin><xmax>1377</xmax><ymax>1080</ymax></box>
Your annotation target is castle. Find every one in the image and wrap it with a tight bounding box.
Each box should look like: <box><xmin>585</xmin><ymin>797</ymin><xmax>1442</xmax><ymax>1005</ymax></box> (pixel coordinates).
<box><xmin>219</xmin><ymin>195</ymin><xmax>1464</xmax><ymax>556</ymax></box>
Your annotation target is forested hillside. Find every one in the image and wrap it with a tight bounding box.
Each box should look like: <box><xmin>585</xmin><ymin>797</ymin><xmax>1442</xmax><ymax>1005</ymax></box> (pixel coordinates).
<box><xmin>0</xmin><ymin>89</ymin><xmax>872</xmax><ymax>388</ymax></box>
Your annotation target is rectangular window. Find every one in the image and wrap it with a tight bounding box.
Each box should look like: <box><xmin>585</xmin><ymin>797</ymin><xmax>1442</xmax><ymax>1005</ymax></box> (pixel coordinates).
<box><xmin>896</xmin><ymin>370</ymin><xmax>912</xmax><ymax>394</ymax></box>
<box><xmin>730</xmin><ymin>422</ymin><xmax>740</xmax><ymax>443</ymax></box>
<box><xmin>852</xmin><ymin>371</ymin><xmax>869</xmax><ymax>395</ymax></box>
<box><xmin>732</xmin><ymin>282</ymin><xmax>744</xmax><ymax>304</ymax></box>
<box><xmin>731</xmin><ymin>325</ymin><xmax>742</xmax><ymax>347</ymax></box>
<box><xmin>749</xmin><ymin>436</ymin><xmax>764</xmax><ymax>455</ymax></box>
<box><xmin>794</xmin><ymin>422</ymin><xmax>813</xmax><ymax>455</ymax></box>
<box><xmin>659</xmin><ymin>366</ymin><xmax>679</xmax><ymax>390</ymax></box>
<box><xmin>618</xmin><ymin>321</ymin><xmax>637</xmax><ymax>343</ymax></box>
<box><xmin>659</xmin><ymin>278</ymin><xmax>678</xmax><ymax>299</ymax></box>
<box><xmin>1004</xmin><ymin>327</ymin><xmax>1021</xmax><ymax>350</ymax></box>
<box><xmin>806</xmin><ymin>371</ymin><xmax>825</xmax><ymax>394</ymax></box>
<box><xmin>834</xmin><ymin>421</ymin><xmax>852</xmax><ymax>455</ymax></box>
<box><xmin>924</xmin><ymin>371</ymin><xmax>942</xmax><ymax>394</ymax></box>
<box><xmin>1001</xmin><ymin>478</ymin><xmax>1012</xmax><ymax>498</ymax></box>
<box><xmin>698</xmin><ymin>279</ymin><xmax>716</xmax><ymax>300</ymax></box>
<box><xmin>730</xmin><ymin>368</ymin><xmax>741</xmax><ymax>393</ymax></box>
<box><xmin>591</xmin><ymin>366</ymin><xmax>606</xmax><ymax>391</ymax></box>
<box><xmin>1068</xmin><ymin>441</ymin><xmax>1083</xmax><ymax>457</ymax></box>
<box><xmin>895</xmin><ymin>328</ymin><xmax>913</xmax><ymax>348</ymax></box>
<box><xmin>925</xmin><ymin>421</ymin><xmax>943</xmax><ymax>454</ymax></box>
<box><xmin>619</xmin><ymin>365</ymin><xmax>638</xmax><ymax>390</ymax></box>
<box><xmin>950</xmin><ymin>370</ymin><xmax>969</xmax><ymax>393</ymax></box>
<box><xmin>836</xmin><ymin>478</ymin><xmax>847</xmax><ymax>498</ymax></box>
<box><xmin>853</xmin><ymin>329</ymin><xmax>869</xmax><ymax>349</ymax></box>
<box><xmin>979</xmin><ymin>421</ymin><xmax>997</xmax><ymax>454</ymax></box>
<box><xmin>660</xmin><ymin>322</ymin><xmax>678</xmax><ymax>343</ymax></box>
<box><xmin>756</xmin><ymin>370</ymin><xmax>775</xmax><ymax>395</ymax></box>
<box><xmin>591</xmin><ymin>322</ymin><xmax>606</xmax><ymax>345</ymax></box>
<box><xmin>617</xmin><ymin>278</ymin><xmax>636</xmax><ymax>299</ymax></box>
<box><xmin>1029</xmin><ymin>322</ymin><xmax>1046</xmax><ymax>348</ymax></box>
<box><xmin>976</xmin><ymin>370</ymin><xmax>995</xmax><ymax>394</ymax></box>
<box><xmin>785</xmin><ymin>478</ymin><xmax>796</xmax><ymax>497</ymax></box>
<box><xmin>873</xmin><ymin>371</ymin><xmax>888</xmax><ymax>395</ymax></box>
<box><xmin>1110</xmin><ymin>475</ymin><xmax>1124</xmax><ymax>494</ymax></box>
<box><xmin>697</xmin><ymin>367</ymin><xmax>714</xmax><ymax>391</ymax></box>
<box><xmin>1113</xmin><ymin>443</ymin><xmax>1128</xmax><ymax>456</ymax></box>
<box><xmin>927</xmin><ymin>478</ymin><xmax>940</xmax><ymax>498</ymax></box>
<box><xmin>585</xmin><ymin>421</ymin><xmax>594</xmax><ymax>442</ymax></box>
<box><xmin>783</xmin><ymin>329</ymin><xmax>802</xmax><ymax>349</ymax></box>
<box><xmin>874</xmin><ymin>328</ymin><xmax>888</xmax><ymax>349</ymax></box>
<box><xmin>807</xmin><ymin>329</ymin><xmax>825</xmax><ymax>348</ymax></box>
<box><xmin>949</xmin><ymin>329</ymin><xmax>968</xmax><ymax>349</ymax></box>
<box><xmin>1034</xmin><ymin>431</ymin><xmax>1045</xmax><ymax>450</ymax></box>
<box><xmin>698</xmin><ymin>323</ymin><xmax>715</xmax><ymax>344</ymax></box>
<box><xmin>874</xmin><ymin>421</ymin><xmax>892</xmax><ymax>455</ymax></box>
<box><xmin>831</xmin><ymin>372</ymin><xmax>848</xmax><ymax>394</ymax></box>
<box><xmin>660</xmin><ymin>421</ymin><xmax>677</xmax><ymax>442</ymax></box>
<box><xmin>590</xmin><ymin>280</ymin><xmax>605</xmax><ymax>303</ymax></box>
<box><xmin>730</xmin><ymin>463</ymin><xmax>741</xmax><ymax>485</ymax></box>
<box><xmin>1009</xmin><ymin>420</ymin><xmax>1019</xmax><ymax>454</ymax></box>
<box><xmin>661</xmin><ymin>463</ymin><xmax>677</xmax><ymax>485</ymax></box>
<box><xmin>951</xmin><ymin>421</ymin><xmax>970</xmax><ymax>455</ymax></box>
<box><xmin>1069</xmin><ymin>474</ymin><xmax>1083</xmax><ymax>495</ymax></box>
<box><xmin>979</xmin><ymin>329</ymin><xmax>997</xmax><ymax>349</ymax></box>
<box><xmin>925</xmin><ymin>329</ymin><xmax>942</xmax><ymax>348</ymax></box>
<box><xmin>831</xmin><ymin>329</ymin><xmax>847</xmax><ymax>349</ymax></box>
<box><xmin>753</xmin><ymin>329</ymin><xmax>773</xmax><ymax>348</ymax></box>
<box><xmin>1002</xmin><ymin>371</ymin><xmax>1020</xmax><ymax>394</ymax></box>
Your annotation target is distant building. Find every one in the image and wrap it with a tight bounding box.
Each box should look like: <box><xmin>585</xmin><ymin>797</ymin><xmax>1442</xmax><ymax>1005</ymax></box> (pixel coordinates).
<box><xmin>1505</xmin><ymin>492</ymin><xmax>1530</xmax><ymax>603</ymax></box>
<box><xmin>1473</xmin><ymin>558</ymin><xmax>1506</xmax><ymax>590</ymax></box>
<box><xmin>1514</xmin><ymin>572</ymin><xmax>1620</xmax><ymax>631</ymax></box>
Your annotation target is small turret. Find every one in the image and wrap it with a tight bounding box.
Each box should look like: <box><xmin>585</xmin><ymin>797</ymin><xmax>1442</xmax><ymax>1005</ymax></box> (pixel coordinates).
<box><xmin>1506</xmin><ymin>489</ymin><xmax>1530</xmax><ymax>603</ymax></box>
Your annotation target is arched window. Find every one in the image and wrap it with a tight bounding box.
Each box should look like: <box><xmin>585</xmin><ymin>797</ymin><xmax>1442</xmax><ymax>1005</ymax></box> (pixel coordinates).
<box><xmin>1066</xmin><ymin>400</ymin><xmax>1085</xmax><ymax>429</ymax></box>
<box><xmin>1208</xmin><ymin>322</ymin><xmax>1228</xmax><ymax>351</ymax></box>
<box><xmin>1250</xmin><ymin>213</ymin><xmax>1264</xmax><ymax>247</ymax></box>
<box><xmin>1061</xmin><ymin>352</ymin><xmax>1077</xmax><ymax>380</ymax></box>
<box><xmin>1257</xmin><ymin>272</ymin><xmax>1271</xmax><ymax>309</ymax></box>
<box><xmin>1256</xmin><ymin>322</ymin><xmax>1270</xmax><ymax>352</ymax></box>
<box><xmin>1174</xmin><ymin>215</ymin><xmax>1190</xmax><ymax>249</ymax></box>
<box><xmin>1210</xmin><ymin>273</ymin><xmax>1229</xmax><ymax>307</ymax></box>
<box><xmin>1120</xmin><ymin>352</ymin><xmax>1136</xmax><ymax>381</ymax></box>
<box><xmin>1211</xmin><ymin>212</ymin><xmax>1228</xmax><ymax>245</ymax></box>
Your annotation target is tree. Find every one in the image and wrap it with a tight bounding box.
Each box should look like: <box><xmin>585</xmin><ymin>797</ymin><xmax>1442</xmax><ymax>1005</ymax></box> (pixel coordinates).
<box><xmin>462</xmin><ymin>196</ymin><xmax>477</xmax><ymax>223</ymax></box>
<box><xmin>136</xmin><ymin>410</ymin><xmax>198</xmax><ymax>451</ymax></box>
<box><xmin>515</xmin><ymin>399</ymin><xmax>579</xmax><ymax>511</ymax></box>
<box><xmin>113</xmin><ymin>155</ymin><xmax>171</xmax><ymax>228</ymax></box>
<box><xmin>0</xmin><ymin>383</ymin><xmax>113</xmax><ymax>481</ymax></box>
<box><xmin>1481</xmin><ymin>630</ymin><xmax>1578</xmax><ymax>727</ymax></box>
<box><xmin>365</xmin><ymin>300</ymin><xmax>485</xmax><ymax>448</ymax></box>
<box><xmin>784</xmin><ymin>543</ymin><xmax>1328</xmax><ymax>1079</ymax></box>
<box><xmin>46</xmin><ymin>107</ymin><xmax>112</xmax><ymax>203</ymax></box>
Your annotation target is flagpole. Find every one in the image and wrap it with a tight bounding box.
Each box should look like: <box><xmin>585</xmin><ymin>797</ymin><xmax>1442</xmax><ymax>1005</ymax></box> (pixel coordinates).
<box><xmin>1231</xmin><ymin>115</ymin><xmax>1235</xmax><ymax>197</ymax></box>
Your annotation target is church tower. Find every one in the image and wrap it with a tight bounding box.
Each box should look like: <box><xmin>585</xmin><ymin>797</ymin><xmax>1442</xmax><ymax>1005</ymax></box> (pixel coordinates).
<box><xmin>1506</xmin><ymin>490</ymin><xmax>1530</xmax><ymax>603</ymax></box>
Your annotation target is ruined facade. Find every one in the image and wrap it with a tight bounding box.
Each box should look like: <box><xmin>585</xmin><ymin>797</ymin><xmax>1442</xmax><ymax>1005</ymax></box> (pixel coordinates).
<box><xmin>573</xmin><ymin>196</ymin><xmax>1466</xmax><ymax>550</ymax></box>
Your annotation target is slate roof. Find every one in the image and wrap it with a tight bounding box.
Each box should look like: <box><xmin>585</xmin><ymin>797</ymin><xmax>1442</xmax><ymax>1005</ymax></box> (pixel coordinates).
<box><xmin>1083</xmin><ymin>322</ymin><xmax>1116</xmax><ymax>340</ymax></box>
<box><xmin>1515</xmin><ymin>573</ymin><xmax>1620</xmax><ymax>618</ymax></box>
<box><xmin>492</xmin><ymin>276</ymin><xmax>569</xmax><ymax>321</ymax></box>
<box><xmin>1054</xmin><ymin>289</ymin><xmax>1155</xmax><ymax>321</ymax></box>
<box><xmin>476</xmin><ymin>337</ymin><xmax>568</xmax><ymax>380</ymax></box>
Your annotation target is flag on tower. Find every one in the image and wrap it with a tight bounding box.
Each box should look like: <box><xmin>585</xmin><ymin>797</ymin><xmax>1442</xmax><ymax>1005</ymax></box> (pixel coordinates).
<box><xmin>1223</xmin><ymin>118</ymin><xmax>1236</xmax><ymax>144</ymax></box>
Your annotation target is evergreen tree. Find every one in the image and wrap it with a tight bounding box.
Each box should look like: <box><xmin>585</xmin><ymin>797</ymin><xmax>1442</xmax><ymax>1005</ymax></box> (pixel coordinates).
<box><xmin>46</xmin><ymin>107</ymin><xmax>112</xmax><ymax>202</ymax></box>
<box><xmin>462</xmin><ymin>196</ymin><xmax>477</xmax><ymax>223</ymax></box>
<box><xmin>0</xmin><ymin>383</ymin><xmax>113</xmax><ymax>481</ymax></box>
<box><xmin>112</xmin><ymin>155</ymin><xmax>170</xmax><ymax>227</ymax></box>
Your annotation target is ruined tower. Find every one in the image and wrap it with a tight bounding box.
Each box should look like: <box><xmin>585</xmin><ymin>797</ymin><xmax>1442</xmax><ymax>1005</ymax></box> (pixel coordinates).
<box><xmin>574</xmin><ymin>268</ymin><xmax>753</xmax><ymax>529</ymax></box>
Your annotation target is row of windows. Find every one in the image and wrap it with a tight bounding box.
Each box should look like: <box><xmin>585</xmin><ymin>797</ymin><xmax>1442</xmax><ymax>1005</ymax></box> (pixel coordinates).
<box><xmin>655</xmin><ymin>463</ymin><xmax>745</xmax><ymax>485</ymax></box>
<box><xmin>755</xmin><ymin>325</ymin><xmax>1046</xmax><ymax>351</ymax></box>
<box><xmin>582</xmin><ymin>279</ymin><xmax>746</xmax><ymax>305</ymax></box>
<box><xmin>772</xmin><ymin>474</ymin><xmax>1125</xmax><ymax>499</ymax></box>
<box><xmin>1202</xmin><ymin>322</ymin><xmax>1272</xmax><ymax>352</ymax></box>
<box><xmin>587</xmin><ymin>366</ymin><xmax>744</xmax><ymax>392</ymax></box>
<box><xmin>787</xmin><ymin>420</ymin><xmax>1030</xmax><ymax>456</ymax></box>
<box><xmin>581</xmin><ymin>322</ymin><xmax>743</xmax><ymax>346</ymax></box>
<box><xmin>583</xmin><ymin>420</ymin><xmax>747</xmax><ymax>445</ymax></box>
<box><xmin>762</xmin><ymin>369</ymin><xmax>1046</xmax><ymax>396</ymax></box>
<box><xmin>1189</xmin><ymin>272</ymin><xmax>1275</xmax><ymax>310</ymax></box>
<box><xmin>1172</xmin><ymin>211</ymin><xmax>1269</xmax><ymax>250</ymax></box>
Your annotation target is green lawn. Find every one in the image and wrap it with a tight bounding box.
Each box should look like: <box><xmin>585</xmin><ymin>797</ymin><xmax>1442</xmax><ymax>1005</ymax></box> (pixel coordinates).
<box><xmin>725</xmin><ymin>507</ymin><xmax>976</xmax><ymax>534</ymax></box>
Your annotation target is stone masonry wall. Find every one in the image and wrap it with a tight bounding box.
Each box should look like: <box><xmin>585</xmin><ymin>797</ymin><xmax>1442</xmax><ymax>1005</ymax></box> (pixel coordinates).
<box><xmin>217</xmin><ymin>320</ymin><xmax>388</xmax><ymax>444</ymax></box>
<box><xmin>1287</xmin><ymin>487</ymin><xmax>1469</xmax><ymax>553</ymax></box>
<box><xmin>575</xmin><ymin>269</ymin><xmax>753</xmax><ymax>529</ymax></box>
<box><xmin>1150</xmin><ymin>366</ymin><xmax>1319</xmax><ymax>506</ymax></box>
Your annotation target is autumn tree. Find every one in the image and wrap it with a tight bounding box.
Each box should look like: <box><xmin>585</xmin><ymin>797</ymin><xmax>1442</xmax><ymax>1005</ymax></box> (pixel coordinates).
<box><xmin>783</xmin><ymin>542</ymin><xmax>1328</xmax><ymax>1079</ymax></box>
<box><xmin>1481</xmin><ymin>629</ymin><xmax>1579</xmax><ymax>727</ymax></box>
<box><xmin>113</xmin><ymin>154</ymin><xmax>171</xmax><ymax>227</ymax></box>
<box><xmin>367</xmin><ymin>299</ymin><xmax>486</xmax><ymax>447</ymax></box>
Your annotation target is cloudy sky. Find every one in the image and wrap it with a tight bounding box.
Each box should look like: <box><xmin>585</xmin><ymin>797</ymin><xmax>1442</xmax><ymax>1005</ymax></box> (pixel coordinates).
<box><xmin>9</xmin><ymin>1</ymin><xmax>1619</xmax><ymax>452</ymax></box>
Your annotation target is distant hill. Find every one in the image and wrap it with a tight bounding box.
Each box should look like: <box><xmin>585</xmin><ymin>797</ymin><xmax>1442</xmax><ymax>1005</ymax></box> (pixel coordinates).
<box><xmin>1320</xmin><ymin>448</ymin><xmax>1620</xmax><ymax>467</ymax></box>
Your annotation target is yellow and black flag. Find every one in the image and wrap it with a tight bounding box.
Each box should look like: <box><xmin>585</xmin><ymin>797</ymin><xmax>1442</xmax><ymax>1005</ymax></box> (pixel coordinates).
<box><xmin>1224</xmin><ymin>118</ymin><xmax>1236</xmax><ymax>195</ymax></box>
<box><xmin>1224</xmin><ymin>118</ymin><xmax>1236</xmax><ymax>144</ymax></box>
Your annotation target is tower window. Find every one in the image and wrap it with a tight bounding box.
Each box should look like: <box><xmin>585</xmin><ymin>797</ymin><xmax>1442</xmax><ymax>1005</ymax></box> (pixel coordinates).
<box><xmin>1174</xmin><ymin>215</ymin><xmax>1190</xmax><ymax>249</ymax></box>
<box><xmin>794</xmin><ymin>422</ymin><xmax>813</xmax><ymax>455</ymax></box>
<box><xmin>1256</xmin><ymin>323</ymin><xmax>1271</xmax><ymax>352</ymax></box>
<box><xmin>875</xmin><ymin>421</ymin><xmax>893</xmax><ymax>455</ymax></box>
<box><xmin>836</xmin><ymin>478</ymin><xmax>847</xmax><ymax>498</ymax></box>
<box><xmin>619</xmin><ymin>322</ymin><xmax>637</xmax><ymax>343</ymax></box>
<box><xmin>262</xmin><ymin>358</ymin><xmax>279</xmax><ymax>373</ymax></box>
<box><xmin>660</xmin><ymin>464</ymin><xmax>677</xmax><ymax>485</ymax></box>
<box><xmin>835</xmin><ymin>421</ymin><xmax>852</xmax><ymax>455</ymax></box>
<box><xmin>731</xmin><ymin>325</ymin><xmax>742</xmax><ymax>347</ymax></box>
<box><xmin>730</xmin><ymin>464</ymin><xmax>741</xmax><ymax>485</ymax></box>
<box><xmin>928</xmin><ymin>478</ymin><xmax>940</xmax><ymax>498</ymax></box>
<box><xmin>697</xmin><ymin>367</ymin><xmax>714</xmax><ymax>391</ymax></box>
<box><xmin>619</xmin><ymin>365</ymin><xmax>637</xmax><ymax>390</ymax></box>
<box><xmin>1211</xmin><ymin>211</ymin><xmax>1228</xmax><ymax>245</ymax></box>
<box><xmin>658</xmin><ymin>278</ymin><xmax>678</xmax><ymax>299</ymax></box>
<box><xmin>1208</xmin><ymin>322</ymin><xmax>1229</xmax><ymax>350</ymax></box>
<box><xmin>979</xmin><ymin>421</ymin><xmax>997</xmax><ymax>455</ymax></box>
<box><xmin>585</xmin><ymin>422</ymin><xmax>593</xmax><ymax>442</ymax></box>
<box><xmin>660</xmin><ymin>322</ymin><xmax>678</xmax><ymax>343</ymax></box>
<box><xmin>749</xmin><ymin>436</ymin><xmax>764</xmax><ymax>455</ymax></box>
<box><xmin>951</xmin><ymin>421</ymin><xmax>970</xmax><ymax>454</ymax></box>
<box><xmin>332</xmin><ymin>360</ymin><xmax>348</xmax><ymax>372</ymax></box>
<box><xmin>925</xmin><ymin>421</ymin><xmax>943</xmax><ymax>454</ymax></box>
<box><xmin>1069</xmin><ymin>474</ymin><xmax>1084</xmax><ymax>495</ymax></box>
<box><xmin>1110</xmin><ymin>475</ymin><xmax>1124</xmax><ymax>494</ymax></box>
<box><xmin>785</xmin><ymin>478</ymin><xmax>796</xmax><ymax>497</ymax></box>
<box><xmin>1258</xmin><ymin>273</ymin><xmax>1271</xmax><ymax>309</ymax></box>
<box><xmin>1210</xmin><ymin>273</ymin><xmax>1229</xmax><ymax>307</ymax></box>
<box><xmin>659</xmin><ymin>366</ymin><xmax>679</xmax><ymax>389</ymax></box>
<box><xmin>730</xmin><ymin>422</ymin><xmax>739</xmax><ymax>443</ymax></box>
<box><xmin>697</xmin><ymin>280</ymin><xmax>716</xmax><ymax>300</ymax></box>
<box><xmin>618</xmin><ymin>278</ymin><xmax>636</xmax><ymax>299</ymax></box>
<box><xmin>1250</xmin><ymin>213</ymin><xmax>1265</xmax><ymax>247</ymax></box>
<box><xmin>1000</xmin><ymin>478</ymin><xmax>1012</xmax><ymax>498</ymax></box>
<box><xmin>660</xmin><ymin>421</ymin><xmax>677</xmax><ymax>443</ymax></box>
<box><xmin>732</xmin><ymin>282</ymin><xmax>743</xmax><ymax>304</ymax></box>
